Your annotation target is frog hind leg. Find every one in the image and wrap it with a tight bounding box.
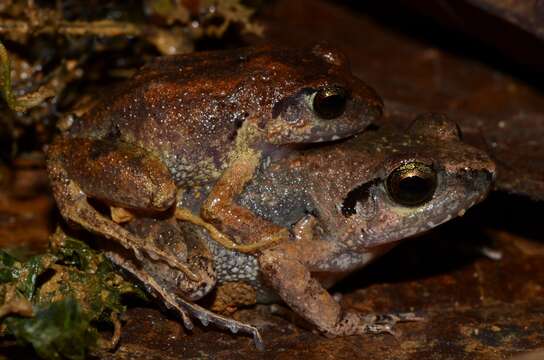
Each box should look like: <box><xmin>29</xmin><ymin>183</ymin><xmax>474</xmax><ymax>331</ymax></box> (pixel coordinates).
<box><xmin>105</xmin><ymin>251</ymin><xmax>264</xmax><ymax>350</ymax></box>
<box><xmin>258</xmin><ymin>237</ymin><xmax>423</xmax><ymax>338</ymax></box>
<box><xmin>124</xmin><ymin>217</ymin><xmax>217</xmax><ymax>301</ymax></box>
<box><xmin>47</xmin><ymin>137</ymin><xmax>199</xmax><ymax>281</ymax></box>
<box><xmin>196</xmin><ymin>150</ymin><xmax>289</xmax><ymax>252</ymax></box>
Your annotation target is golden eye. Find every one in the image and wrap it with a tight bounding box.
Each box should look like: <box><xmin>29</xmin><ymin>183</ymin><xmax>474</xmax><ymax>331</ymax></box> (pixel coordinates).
<box><xmin>312</xmin><ymin>86</ymin><xmax>347</xmax><ymax>119</ymax></box>
<box><xmin>386</xmin><ymin>162</ymin><xmax>437</xmax><ymax>207</ymax></box>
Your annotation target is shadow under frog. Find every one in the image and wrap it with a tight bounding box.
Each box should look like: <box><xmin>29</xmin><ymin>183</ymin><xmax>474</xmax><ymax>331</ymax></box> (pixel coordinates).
<box><xmin>94</xmin><ymin>114</ymin><xmax>495</xmax><ymax>348</ymax></box>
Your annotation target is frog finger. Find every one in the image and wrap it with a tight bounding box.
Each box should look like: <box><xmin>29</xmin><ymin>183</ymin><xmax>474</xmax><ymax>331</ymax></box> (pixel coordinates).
<box><xmin>175</xmin><ymin>207</ymin><xmax>285</xmax><ymax>253</ymax></box>
<box><xmin>359</xmin><ymin>312</ymin><xmax>425</xmax><ymax>336</ymax></box>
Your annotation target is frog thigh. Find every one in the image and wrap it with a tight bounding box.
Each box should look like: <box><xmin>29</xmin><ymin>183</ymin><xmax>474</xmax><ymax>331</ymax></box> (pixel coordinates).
<box><xmin>48</xmin><ymin>137</ymin><xmax>177</xmax><ymax>211</ymax></box>
<box><xmin>47</xmin><ymin>137</ymin><xmax>198</xmax><ymax>280</ymax></box>
<box><xmin>259</xmin><ymin>239</ymin><xmax>421</xmax><ymax>337</ymax></box>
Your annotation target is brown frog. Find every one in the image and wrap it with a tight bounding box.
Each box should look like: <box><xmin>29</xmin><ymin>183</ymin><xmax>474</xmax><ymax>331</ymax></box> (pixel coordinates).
<box><xmin>56</xmin><ymin>110</ymin><xmax>494</xmax><ymax>348</ymax></box>
<box><xmin>237</xmin><ymin>114</ymin><xmax>495</xmax><ymax>341</ymax></box>
<box><xmin>46</xmin><ymin>45</ymin><xmax>383</xmax><ymax>278</ymax></box>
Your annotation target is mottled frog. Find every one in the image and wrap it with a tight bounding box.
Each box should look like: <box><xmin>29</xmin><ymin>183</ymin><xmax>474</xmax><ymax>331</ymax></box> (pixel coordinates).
<box><xmin>46</xmin><ymin>45</ymin><xmax>383</xmax><ymax>280</ymax></box>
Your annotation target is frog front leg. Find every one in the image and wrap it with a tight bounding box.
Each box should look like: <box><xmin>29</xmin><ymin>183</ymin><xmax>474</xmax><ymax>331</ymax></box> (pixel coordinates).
<box><xmin>183</xmin><ymin>149</ymin><xmax>290</xmax><ymax>252</ymax></box>
<box><xmin>258</xmin><ymin>219</ymin><xmax>421</xmax><ymax>337</ymax></box>
<box><xmin>47</xmin><ymin>137</ymin><xmax>198</xmax><ymax>280</ymax></box>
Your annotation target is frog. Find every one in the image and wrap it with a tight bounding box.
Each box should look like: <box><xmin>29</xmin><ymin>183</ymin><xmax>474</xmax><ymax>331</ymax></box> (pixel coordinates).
<box><xmin>237</xmin><ymin>113</ymin><xmax>496</xmax><ymax>339</ymax></box>
<box><xmin>81</xmin><ymin>113</ymin><xmax>494</xmax><ymax>348</ymax></box>
<box><xmin>46</xmin><ymin>44</ymin><xmax>384</xmax><ymax>285</ymax></box>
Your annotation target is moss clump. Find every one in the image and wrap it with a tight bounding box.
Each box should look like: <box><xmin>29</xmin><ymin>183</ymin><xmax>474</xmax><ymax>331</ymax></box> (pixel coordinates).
<box><xmin>0</xmin><ymin>229</ymin><xmax>146</xmax><ymax>360</ymax></box>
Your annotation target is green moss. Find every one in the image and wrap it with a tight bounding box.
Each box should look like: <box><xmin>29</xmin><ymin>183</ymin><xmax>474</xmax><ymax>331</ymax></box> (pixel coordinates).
<box><xmin>0</xmin><ymin>230</ymin><xmax>146</xmax><ymax>359</ymax></box>
<box><xmin>4</xmin><ymin>298</ymin><xmax>96</xmax><ymax>360</ymax></box>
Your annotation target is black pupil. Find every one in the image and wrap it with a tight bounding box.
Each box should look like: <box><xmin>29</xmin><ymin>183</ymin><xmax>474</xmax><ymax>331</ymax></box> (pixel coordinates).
<box><xmin>396</xmin><ymin>176</ymin><xmax>434</xmax><ymax>206</ymax></box>
<box><xmin>313</xmin><ymin>88</ymin><xmax>346</xmax><ymax>119</ymax></box>
<box><xmin>387</xmin><ymin>163</ymin><xmax>437</xmax><ymax>207</ymax></box>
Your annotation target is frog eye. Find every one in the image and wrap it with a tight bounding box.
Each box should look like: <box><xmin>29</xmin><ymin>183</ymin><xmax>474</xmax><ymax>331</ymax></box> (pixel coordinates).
<box><xmin>386</xmin><ymin>162</ymin><xmax>437</xmax><ymax>207</ymax></box>
<box><xmin>312</xmin><ymin>86</ymin><xmax>348</xmax><ymax>119</ymax></box>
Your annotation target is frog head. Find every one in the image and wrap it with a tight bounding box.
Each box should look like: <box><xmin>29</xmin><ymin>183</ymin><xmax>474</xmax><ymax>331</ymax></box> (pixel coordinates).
<box><xmin>307</xmin><ymin>114</ymin><xmax>495</xmax><ymax>252</ymax></box>
<box><xmin>247</xmin><ymin>45</ymin><xmax>383</xmax><ymax>146</ymax></box>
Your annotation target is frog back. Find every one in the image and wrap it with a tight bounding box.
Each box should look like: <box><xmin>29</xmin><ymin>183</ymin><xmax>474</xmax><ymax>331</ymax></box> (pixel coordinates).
<box><xmin>66</xmin><ymin>46</ymin><xmax>354</xmax><ymax>187</ymax></box>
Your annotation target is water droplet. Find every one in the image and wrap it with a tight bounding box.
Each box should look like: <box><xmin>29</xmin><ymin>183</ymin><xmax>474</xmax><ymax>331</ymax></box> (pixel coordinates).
<box><xmin>227</xmin><ymin>323</ymin><xmax>239</xmax><ymax>334</ymax></box>
<box><xmin>199</xmin><ymin>314</ymin><xmax>209</xmax><ymax>327</ymax></box>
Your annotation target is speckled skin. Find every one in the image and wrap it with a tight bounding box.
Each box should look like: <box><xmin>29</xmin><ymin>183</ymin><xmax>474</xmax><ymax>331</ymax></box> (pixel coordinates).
<box><xmin>65</xmin><ymin>45</ymin><xmax>382</xmax><ymax>188</ymax></box>
<box><xmin>46</xmin><ymin>44</ymin><xmax>383</xmax><ymax>259</ymax></box>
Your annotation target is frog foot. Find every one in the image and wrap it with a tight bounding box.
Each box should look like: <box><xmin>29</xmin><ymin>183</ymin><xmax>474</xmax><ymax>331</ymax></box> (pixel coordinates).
<box><xmin>332</xmin><ymin>311</ymin><xmax>424</xmax><ymax>337</ymax></box>
<box><xmin>106</xmin><ymin>251</ymin><xmax>265</xmax><ymax>350</ymax></box>
<box><xmin>173</xmin><ymin>294</ymin><xmax>264</xmax><ymax>350</ymax></box>
<box><xmin>360</xmin><ymin>312</ymin><xmax>424</xmax><ymax>336</ymax></box>
<box><xmin>175</xmin><ymin>208</ymin><xmax>284</xmax><ymax>253</ymax></box>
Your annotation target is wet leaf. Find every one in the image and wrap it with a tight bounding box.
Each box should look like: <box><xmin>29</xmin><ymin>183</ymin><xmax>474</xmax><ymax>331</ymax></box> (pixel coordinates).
<box><xmin>0</xmin><ymin>230</ymin><xmax>146</xmax><ymax>358</ymax></box>
<box><xmin>4</xmin><ymin>298</ymin><xmax>96</xmax><ymax>360</ymax></box>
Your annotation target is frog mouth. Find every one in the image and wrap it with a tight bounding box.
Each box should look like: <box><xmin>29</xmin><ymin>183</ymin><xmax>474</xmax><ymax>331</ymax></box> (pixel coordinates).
<box><xmin>286</xmin><ymin>131</ymin><xmax>357</xmax><ymax>152</ymax></box>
